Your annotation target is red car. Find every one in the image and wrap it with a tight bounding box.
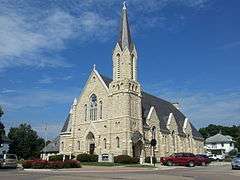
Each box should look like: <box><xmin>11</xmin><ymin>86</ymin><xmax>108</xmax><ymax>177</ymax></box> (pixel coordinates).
<box><xmin>160</xmin><ymin>153</ymin><xmax>209</xmax><ymax>167</ymax></box>
<box><xmin>195</xmin><ymin>154</ymin><xmax>211</xmax><ymax>166</ymax></box>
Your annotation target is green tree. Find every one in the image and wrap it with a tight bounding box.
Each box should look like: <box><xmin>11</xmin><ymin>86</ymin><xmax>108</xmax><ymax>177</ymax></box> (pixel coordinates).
<box><xmin>0</xmin><ymin>106</ymin><xmax>5</xmax><ymax>145</ymax></box>
<box><xmin>8</xmin><ymin>123</ymin><xmax>45</xmax><ymax>159</ymax></box>
<box><xmin>199</xmin><ymin>124</ymin><xmax>240</xmax><ymax>150</ymax></box>
<box><xmin>0</xmin><ymin>106</ymin><xmax>4</xmax><ymax>118</ymax></box>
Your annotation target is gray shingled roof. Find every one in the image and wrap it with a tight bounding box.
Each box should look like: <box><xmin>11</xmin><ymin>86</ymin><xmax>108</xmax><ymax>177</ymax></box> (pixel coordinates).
<box><xmin>61</xmin><ymin>114</ymin><xmax>70</xmax><ymax>133</ymax></box>
<box><xmin>41</xmin><ymin>136</ymin><xmax>59</xmax><ymax>153</ymax></box>
<box><xmin>205</xmin><ymin>133</ymin><xmax>234</xmax><ymax>144</ymax></box>
<box><xmin>118</xmin><ymin>3</ymin><xmax>133</xmax><ymax>51</ymax></box>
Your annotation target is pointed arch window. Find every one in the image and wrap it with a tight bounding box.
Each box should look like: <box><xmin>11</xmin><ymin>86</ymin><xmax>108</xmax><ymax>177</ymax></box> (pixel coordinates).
<box><xmin>117</xmin><ymin>53</ymin><xmax>120</xmax><ymax>79</ymax></box>
<box><xmin>172</xmin><ymin>130</ymin><xmax>176</xmax><ymax>151</ymax></box>
<box><xmin>90</xmin><ymin>94</ymin><xmax>97</xmax><ymax>121</ymax></box>
<box><xmin>152</xmin><ymin>126</ymin><xmax>156</xmax><ymax>139</ymax></box>
<box><xmin>103</xmin><ymin>138</ymin><xmax>107</xmax><ymax>149</ymax></box>
<box><xmin>116</xmin><ymin>137</ymin><xmax>120</xmax><ymax>148</ymax></box>
<box><xmin>131</xmin><ymin>54</ymin><xmax>134</xmax><ymax>79</ymax></box>
<box><xmin>77</xmin><ymin>141</ymin><xmax>80</xmax><ymax>150</ymax></box>
<box><xmin>61</xmin><ymin>142</ymin><xmax>64</xmax><ymax>151</ymax></box>
<box><xmin>84</xmin><ymin>104</ymin><xmax>87</xmax><ymax>121</ymax></box>
<box><xmin>99</xmin><ymin>101</ymin><xmax>103</xmax><ymax>119</ymax></box>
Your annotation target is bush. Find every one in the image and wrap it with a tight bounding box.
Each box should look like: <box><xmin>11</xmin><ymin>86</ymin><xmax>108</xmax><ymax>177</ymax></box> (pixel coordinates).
<box><xmin>145</xmin><ymin>156</ymin><xmax>157</xmax><ymax>163</ymax></box>
<box><xmin>49</xmin><ymin>154</ymin><xmax>75</xmax><ymax>161</ymax></box>
<box><xmin>76</xmin><ymin>153</ymin><xmax>98</xmax><ymax>162</ymax></box>
<box><xmin>114</xmin><ymin>155</ymin><xmax>139</xmax><ymax>164</ymax></box>
<box><xmin>22</xmin><ymin>159</ymin><xmax>81</xmax><ymax>169</ymax></box>
<box><xmin>63</xmin><ymin>160</ymin><xmax>81</xmax><ymax>168</ymax></box>
<box><xmin>228</xmin><ymin>149</ymin><xmax>238</xmax><ymax>157</ymax></box>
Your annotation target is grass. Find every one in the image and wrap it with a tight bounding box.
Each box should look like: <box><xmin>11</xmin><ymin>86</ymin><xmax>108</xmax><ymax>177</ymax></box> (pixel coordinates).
<box><xmin>81</xmin><ymin>162</ymin><xmax>154</xmax><ymax>168</ymax></box>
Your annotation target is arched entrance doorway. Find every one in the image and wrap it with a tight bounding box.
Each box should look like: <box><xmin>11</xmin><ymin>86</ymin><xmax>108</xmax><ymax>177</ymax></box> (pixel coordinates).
<box><xmin>86</xmin><ymin>132</ymin><xmax>95</xmax><ymax>154</ymax></box>
<box><xmin>132</xmin><ymin>140</ymin><xmax>143</xmax><ymax>158</ymax></box>
<box><xmin>131</xmin><ymin>131</ymin><xmax>143</xmax><ymax>158</ymax></box>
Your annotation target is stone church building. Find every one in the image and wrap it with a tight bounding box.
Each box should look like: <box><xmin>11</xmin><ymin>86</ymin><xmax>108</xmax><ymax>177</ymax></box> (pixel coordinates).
<box><xmin>59</xmin><ymin>3</ymin><xmax>204</xmax><ymax>161</ymax></box>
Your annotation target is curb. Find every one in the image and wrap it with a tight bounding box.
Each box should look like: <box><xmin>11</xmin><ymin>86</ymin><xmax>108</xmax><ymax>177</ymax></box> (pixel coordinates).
<box><xmin>24</xmin><ymin>169</ymin><xmax>53</xmax><ymax>172</ymax></box>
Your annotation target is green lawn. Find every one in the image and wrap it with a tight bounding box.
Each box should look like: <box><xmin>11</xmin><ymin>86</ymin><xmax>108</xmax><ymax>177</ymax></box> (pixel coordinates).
<box><xmin>81</xmin><ymin>162</ymin><xmax>154</xmax><ymax>168</ymax></box>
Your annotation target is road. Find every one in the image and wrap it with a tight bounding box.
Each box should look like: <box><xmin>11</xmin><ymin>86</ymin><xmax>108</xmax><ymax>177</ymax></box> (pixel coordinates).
<box><xmin>0</xmin><ymin>164</ymin><xmax>240</xmax><ymax>180</ymax></box>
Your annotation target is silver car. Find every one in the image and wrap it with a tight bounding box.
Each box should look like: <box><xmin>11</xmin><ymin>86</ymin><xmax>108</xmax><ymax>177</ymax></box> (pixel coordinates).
<box><xmin>231</xmin><ymin>154</ymin><xmax>240</xmax><ymax>170</ymax></box>
<box><xmin>0</xmin><ymin>154</ymin><xmax>18</xmax><ymax>168</ymax></box>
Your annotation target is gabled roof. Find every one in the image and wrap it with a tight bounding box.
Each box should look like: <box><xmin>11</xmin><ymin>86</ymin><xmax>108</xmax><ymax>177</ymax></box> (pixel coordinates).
<box><xmin>205</xmin><ymin>133</ymin><xmax>234</xmax><ymax>144</ymax></box>
<box><xmin>61</xmin><ymin>114</ymin><xmax>70</xmax><ymax>133</ymax></box>
<box><xmin>99</xmin><ymin>74</ymin><xmax>112</xmax><ymax>88</ymax></box>
<box><xmin>41</xmin><ymin>136</ymin><xmax>60</xmax><ymax>153</ymax></box>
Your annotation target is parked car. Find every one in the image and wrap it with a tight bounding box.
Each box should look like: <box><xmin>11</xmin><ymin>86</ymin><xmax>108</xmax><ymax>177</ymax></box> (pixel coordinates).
<box><xmin>208</xmin><ymin>154</ymin><xmax>225</xmax><ymax>161</ymax></box>
<box><xmin>0</xmin><ymin>154</ymin><xmax>18</xmax><ymax>168</ymax></box>
<box><xmin>196</xmin><ymin>154</ymin><xmax>211</xmax><ymax>165</ymax></box>
<box><xmin>160</xmin><ymin>153</ymin><xmax>207</xmax><ymax>167</ymax></box>
<box><xmin>231</xmin><ymin>154</ymin><xmax>240</xmax><ymax>170</ymax></box>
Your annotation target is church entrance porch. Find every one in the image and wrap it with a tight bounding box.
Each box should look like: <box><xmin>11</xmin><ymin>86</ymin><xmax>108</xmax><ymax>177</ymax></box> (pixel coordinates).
<box><xmin>86</xmin><ymin>132</ymin><xmax>95</xmax><ymax>154</ymax></box>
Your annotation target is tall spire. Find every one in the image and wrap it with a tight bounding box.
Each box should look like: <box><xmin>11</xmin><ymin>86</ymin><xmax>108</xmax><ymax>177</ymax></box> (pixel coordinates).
<box><xmin>118</xmin><ymin>1</ymin><xmax>133</xmax><ymax>51</ymax></box>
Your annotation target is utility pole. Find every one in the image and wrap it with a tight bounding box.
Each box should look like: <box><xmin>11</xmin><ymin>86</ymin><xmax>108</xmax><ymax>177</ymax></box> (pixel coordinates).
<box><xmin>44</xmin><ymin>122</ymin><xmax>47</xmax><ymax>156</ymax></box>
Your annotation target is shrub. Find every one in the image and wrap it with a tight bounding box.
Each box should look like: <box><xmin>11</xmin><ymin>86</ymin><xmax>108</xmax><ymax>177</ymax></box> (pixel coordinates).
<box><xmin>22</xmin><ymin>159</ymin><xmax>81</xmax><ymax>169</ymax></box>
<box><xmin>49</xmin><ymin>154</ymin><xmax>75</xmax><ymax>161</ymax></box>
<box><xmin>228</xmin><ymin>149</ymin><xmax>238</xmax><ymax>157</ymax></box>
<box><xmin>77</xmin><ymin>153</ymin><xmax>98</xmax><ymax>162</ymax></box>
<box><xmin>144</xmin><ymin>156</ymin><xmax>157</xmax><ymax>164</ymax></box>
<box><xmin>114</xmin><ymin>155</ymin><xmax>139</xmax><ymax>164</ymax></box>
<box><xmin>63</xmin><ymin>160</ymin><xmax>81</xmax><ymax>168</ymax></box>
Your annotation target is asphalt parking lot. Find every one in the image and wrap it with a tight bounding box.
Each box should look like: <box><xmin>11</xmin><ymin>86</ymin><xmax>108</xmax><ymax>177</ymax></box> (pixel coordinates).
<box><xmin>0</xmin><ymin>163</ymin><xmax>239</xmax><ymax>180</ymax></box>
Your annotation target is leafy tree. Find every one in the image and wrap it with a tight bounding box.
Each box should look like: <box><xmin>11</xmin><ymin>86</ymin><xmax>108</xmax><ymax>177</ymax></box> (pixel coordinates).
<box><xmin>0</xmin><ymin>122</ymin><xmax>5</xmax><ymax>145</ymax></box>
<box><xmin>0</xmin><ymin>106</ymin><xmax>5</xmax><ymax>145</ymax></box>
<box><xmin>0</xmin><ymin>106</ymin><xmax>4</xmax><ymax>118</ymax></box>
<box><xmin>199</xmin><ymin>124</ymin><xmax>240</xmax><ymax>150</ymax></box>
<box><xmin>8</xmin><ymin>123</ymin><xmax>45</xmax><ymax>159</ymax></box>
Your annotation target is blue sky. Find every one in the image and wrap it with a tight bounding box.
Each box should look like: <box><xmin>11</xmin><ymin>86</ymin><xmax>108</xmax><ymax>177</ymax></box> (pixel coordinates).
<box><xmin>0</xmin><ymin>0</ymin><xmax>239</xmax><ymax>139</ymax></box>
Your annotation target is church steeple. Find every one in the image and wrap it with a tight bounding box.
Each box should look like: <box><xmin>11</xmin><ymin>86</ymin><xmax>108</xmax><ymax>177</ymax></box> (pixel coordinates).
<box><xmin>112</xmin><ymin>2</ymin><xmax>138</xmax><ymax>82</ymax></box>
<box><xmin>118</xmin><ymin>1</ymin><xmax>133</xmax><ymax>51</ymax></box>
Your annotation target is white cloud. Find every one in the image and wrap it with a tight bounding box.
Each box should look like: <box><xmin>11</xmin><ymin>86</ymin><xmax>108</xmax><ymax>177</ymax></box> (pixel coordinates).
<box><xmin>0</xmin><ymin>0</ymin><xmax>212</xmax><ymax>71</ymax></box>
<box><xmin>37</xmin><ymin>75</ymin><xmax>73</xmax><ymax>84</ymax></box>
<box><xmin>217</xmin><ymin>41</ymin><xmax>240</xmax><ymax>50</ymax></box>
<box><xmin>0</xmin><ymin>88</ymin><xmax>79</xmax><ymax>110</ymax></box>
<box><xmin>0</xmin><ymin>2</ymin><xmax>116</xmax><ymax>71</ymax></box>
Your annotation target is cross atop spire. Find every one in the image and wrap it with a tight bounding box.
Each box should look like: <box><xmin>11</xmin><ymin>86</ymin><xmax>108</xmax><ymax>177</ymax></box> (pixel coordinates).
<box><xmin>118</xmin><ymin>1</ymin><xmax>133</xmax><ymax>51</ymax></box>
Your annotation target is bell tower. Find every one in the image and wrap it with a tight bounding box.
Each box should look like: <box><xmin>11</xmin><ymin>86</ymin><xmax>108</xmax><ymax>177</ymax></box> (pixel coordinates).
<box><xmin>112</xmin><ymin>2</ymin><xmax>138</xmax><ymax>82</ymax></box>
<box><xmin>109</xmin><ymin>2</ymin><xmax>142</xmax><ymax>156</ymax></box>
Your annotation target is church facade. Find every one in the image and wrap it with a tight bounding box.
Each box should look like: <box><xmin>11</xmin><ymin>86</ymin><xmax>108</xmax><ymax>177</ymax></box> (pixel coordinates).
<box><xmin>59</xmin><ymin>4</ymin><xmax>204</xmax><ymax>161</ymax></box>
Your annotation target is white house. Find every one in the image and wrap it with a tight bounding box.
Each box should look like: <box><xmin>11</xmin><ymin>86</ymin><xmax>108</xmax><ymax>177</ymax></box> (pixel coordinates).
<box><xmin>204</xmin><ymin>133</ymin><xmax>235</xmax><ymax>157</ymax></box>
<box><xmin>0</xmin><ymin>136</ymin><xmax>11</xmax><ymax>154</ymax></box>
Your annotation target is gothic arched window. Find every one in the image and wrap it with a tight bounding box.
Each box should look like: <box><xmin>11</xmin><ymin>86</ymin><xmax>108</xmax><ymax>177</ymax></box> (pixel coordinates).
<box><xmin>103</xmin><ymin>138</ymin><xmax>107</xmax><ymax>149</ymax></box>
<box><xmin>152</xmin><ymin>126</ymin><xmax>156</xmax><ymax>139</ymax></box>
<box><xmin>61</xmin><ymin>142</ymin><xmax>64</xmax><ymax>151</ymax></box>
<box><xmin>84</xmin><ymin>104</ymin><xmax>87</xmax><ymax>121</ymax></box>
<box><xmin>117</xmin><ymin>53</ymin><xmax>120</xmax><ymax>79</ymax></box>
<box><xmin>172</xmin><ymin>130</ymin><xmax>176</xmax><ymax>151</ymax></box>
<box><xmin>77</xmin><ymin>141</ymin><xmax>80</xmax><ymax>150</ymax></box>
<box><xmin>116</xmin><ymin>137</ymin><xmax>120</xmax><ymax>148</ymax></box>
<box><xmin>99</xmin><ymin>101</ymin><xmax>103</xmax><ymax>119</ymax></box>
<box><xmin>90</xmin><ymin>94</ymin><xmax>97</xmax><ymax>121</ymax></box>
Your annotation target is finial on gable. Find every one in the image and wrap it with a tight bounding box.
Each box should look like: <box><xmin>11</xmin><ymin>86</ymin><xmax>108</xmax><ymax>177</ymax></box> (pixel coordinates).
<box><xmin>73</xmin><ymin>97</ymin><xmax>77</xmax><ymax>106</ymax></box>
<box><xmin>93</xmin><ymin>64</ymin><xmax>96</xmax><ymax>71</ymax></box>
